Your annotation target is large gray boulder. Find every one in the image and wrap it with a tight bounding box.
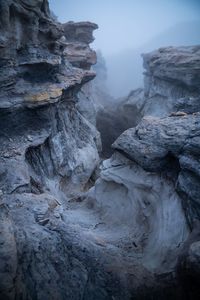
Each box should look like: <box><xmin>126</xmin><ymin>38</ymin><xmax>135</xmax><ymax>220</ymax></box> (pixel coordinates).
<box><xmin>142</xmin><ymin>46</ymin><xmax>200</xmax><ymax>116</ymax></box>
<box><xmin>113</xmin><ymin>113</ymin><xmax>200</xmax><ymax>227</ymax></box>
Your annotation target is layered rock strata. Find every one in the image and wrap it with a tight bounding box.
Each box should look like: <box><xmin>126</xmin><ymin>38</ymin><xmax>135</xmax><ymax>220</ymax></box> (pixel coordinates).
<box><xmin>0</xmin><ymin>0</ymin><xmax>100</xmax><ymax>199</ymax></box>
<box><xmin>142</xmin><ymin>46</ymin><xmax>200</xmax><ymax>116</ymax></box>
<box><xmin>89</xmin><ymin>45</ymin><xmax>200</xmax><ymax>298</ymax></box>
<box><xmin>0</xmin><ymin>1</ymin><xmax>200</xmax><ymax>299</ymax></box>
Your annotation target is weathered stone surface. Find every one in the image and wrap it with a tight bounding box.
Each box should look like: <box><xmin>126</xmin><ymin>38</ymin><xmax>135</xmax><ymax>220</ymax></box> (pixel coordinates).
<box><xmin>143</xmin><ymin>46</ymin><xmax>200</xmax><ymax>89</ymax></box>
<box><xmin>63</xmin><ymin>21</ymin><xmax>98</xmax><ymax>44</ymax></box>
<box><xmin>113</xmin><ymin>113</ymin><xmax>200</xmax><ymax>227</ymax></box>
<box><xmin>87</xmin><ymin>152</ymin><xmax>188</xmax><ymax>272</ymax></box>
<box><xmin>0</xmin><ymin>0</ymin><xmax>100</xmax><ymax>195</ymax></box>
<box><xmin>0</xmin><ymin>105</ymin><xmax>99</xmax><ymax>199</ymax></box>
<box><xmin>110</xmin><ymin>46</ymin><xmax>200</xmax><ymax>230</ymax></box>
<box><xmin>142</xmin><ymin>46</ymin><xmax>200</xmax><ymax>117</ymax></box>
<box><xmin>63</xmin><ymin>22</ymin><xmax>98</xmax><ymax>69</ymax></box>
<box><xmin>77</xmin><ymin>51</ymin><xmax>115</xmax><ymax>127</ymax></box>
<box><xmin>0</xmin><ymin>3</ymin><xmax>104</xmax><ymax>298</ymax></box>
<box><xmin>1</xmin><ymin>1</ymin><xmax>200</xmax><ymax>299</ymax></box>
<box><xmin>87</xmin><ymin>44</ymin><xmax>200</xmax><ymax>297</ymax></box>
<box><xmin>95</xmin><ymin>48</ymin><xmax>200</xmax><ymax>156</ymax></box>
<box><xmin>0</xmin><ymin>190</ymin><xmax>182</xmax><ymax>300</ymax></box>
<box><xmin>0</xmin><ymin>1</ymin><xmax>97</xmax><ymax>110</ymax></box>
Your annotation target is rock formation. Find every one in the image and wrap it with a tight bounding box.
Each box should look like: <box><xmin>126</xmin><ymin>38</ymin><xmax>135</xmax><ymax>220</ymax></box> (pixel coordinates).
<box><xmin>0</xmin><ymin>0</ymin><xmax>100</xmax><ymax>199</ymax></box>
<box><xmin>90</xmin><ymin>45</ymin><xmax>200</xmax><ymax>298</ymax></box>
<box><xmin>0</xmin><ymin>1</ymin><xmax>200</xmax><ymax>299</ymax></box>
<box><xmin>142</xmin><ymin>46</ymin><xmax>200</xmax><ymax>116</ymax></box>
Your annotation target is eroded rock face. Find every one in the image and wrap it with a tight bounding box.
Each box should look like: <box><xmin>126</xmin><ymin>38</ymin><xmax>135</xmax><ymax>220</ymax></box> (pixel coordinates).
<box><xmin>0</xmin><ymin>0</ymin><xmax>97</xmax><ymax>109</ymax></box>
<box><xmin>63</xmin><ymin>22</ymin><xmax>98</xmax><ymax>69</ymax></box>
<box><xmin>0</xmin><ymin>0</ymin><xmax>100</xmax><ymax>198</ymax></box>
<box><xmin>88</xmin><ymin>152</ymin><xmax>189</xmax><ymax>272</ymax></box>
<box><xmin>88</xmin><ymin>45</ymin><xmax>200</xmax><ymax>297</ymax></box>
<box><xmin>1</xmin><ymin>2</ymin><xmax>200</xmax><ymax>299</ymax></box>
<box><xmin>110</xmin><ymin>46</ymin><xmax>200</xmax><ymax>132</ymax></box>
<box><xmin>142</xmin><ymin>46</ymin><xmax>200</xmax><ymax>116</ymax></box>
<box><xmin>113</xmin><ymin>98</ymin><xmax>200</xmax><ymax>229</ymax></box>
<box><xmin>0</xmin><ymin>3</ymin><xmax>105</xmax><ymax>298</ymax></box>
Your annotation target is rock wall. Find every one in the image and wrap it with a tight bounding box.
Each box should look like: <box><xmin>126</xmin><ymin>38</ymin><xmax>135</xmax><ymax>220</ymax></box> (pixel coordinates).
<box><xmin>88</xmin><ymin>45</ymin><xmax>200</xmax><ymax>298</ymax></box>
<box><xmin>0</xmin><ymin>2</ymin><xmax>107</xmax><ymax>299</ymax></box>
<box><xmin>0</xmin><ymin>1</ymin><xmax>100</xmax><ymax>199</ymax></box>
<box><xmin>0</xmin><ymin>1</ymin><xmax>200</xmax><ymax>299</ymax></box>
<box><xmin>142</xmin><ymin>46</ymin><xmax>200</xmax><ymax>116</ymax></box>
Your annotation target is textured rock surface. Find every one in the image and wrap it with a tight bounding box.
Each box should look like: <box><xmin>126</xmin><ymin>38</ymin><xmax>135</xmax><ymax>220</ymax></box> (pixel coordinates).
<box><xmin>1</xmin><ymin>1</ymin><xmax>200</xmax><ymax>299</ymax></box>
<box><xmin>142</xmin><ymin>46</ymin><xmax>200</xmax><ymax>117</ymax></box>
<box><xmin>63</xmin><ymin>22</ymin><xmax>98</xmax><ymax>69</ymax></box>
<box><xmin>87</xmin><ymin>152</ymin><xmax>188</xmax><ymax>273</ymax></box>
<box><xmin>0</xmin><ymin>2</ymin><xmax>108</xmax><ymax>299</ymax></box>
<box><xmin>0</xmin><ymin>190</ymin><xmax>182</xmax><ymax>300</ymax></box>
<box><xmin>0</xmin><ymin>0</ymin><xmax>100</xmax><ymax>198</ymax></box>
<box><xmin>113</xmin><ymin>102</ymin><xmax>200</xmax><ymax>229</ymax></box>
<box><xmin>89</xmin><ymin>45</ymin><xmax>200</xmax><ymax>298</ymax></box>
<box><xmin>0</xmin><ymin>0</ymin><xmax>96</xmax><ymax>109</ymax></box>
<box><xmin>109</xmin><ymin>47</ymin><xmax>200</xmax><ymax>132</ymax></box>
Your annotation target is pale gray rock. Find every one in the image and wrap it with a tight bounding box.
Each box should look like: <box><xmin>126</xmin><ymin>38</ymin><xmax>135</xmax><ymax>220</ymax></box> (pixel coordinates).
<box><xmin>113</xmin><ymin>114</ymin><xmax>200</xmax><ymax>227</ymax></box>
<box><xmin>143</xmin><ymin>46</ymin><xmax>200</xmax><ymax>88</ymax></box>
<box><xmin>76</xmin><ymin>51</ymin><xmax>115</xmax><ymax>127</ymax></box>
<box><xmin>0</xmin><ymin>0</ymin><xmax>100</xmax><ymax>198</ymax></box>
<box><xmin>90</xmin><ymin>45</ymin><xmax>200</xmax><ymax>297</ymax></box>
<box><xmin>0</xmin><ymin>2</ymin><xmax>106</xmax><ymax>298</ymax></box>
<box><xmin>1</xmin><ymin>1</ymin><xmax>200</xmax><ymax>298</ymax></box>
<box><xmin>87</xmin><ymin>152</ymin><xmax>189</xmax><ymax>273</ymax></box>
<box><xmin>142</xmin><ymin>46</ymin><xmax>200</xmax><ymax>117</ymax></box>
<box><xmin>0</xmin><ymin>1</ymin><xmax>97</xmax><ymax>110</ymax></box>
<box><xmin>0</xmin><ymin>189</ymin><xmax>181</xmax><ymax>300</ymax></box>
<box><xmin>63</xmin><ymin>22</ymin><xmax>98</xmax><ymax>70</ymax></box>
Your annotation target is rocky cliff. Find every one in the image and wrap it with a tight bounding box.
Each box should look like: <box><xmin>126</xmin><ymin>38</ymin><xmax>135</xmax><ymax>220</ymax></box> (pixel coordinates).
<box><xmin>88</xmin><ymin>46</ymin><xmax>200</xmax><ymax>298</ymax></box>
<box><xmin>0</xmin><ymin>1</ymin><xmax>200</xmax><ymax>299</ymax></box>
<box><xmin>0</xmin><ymin>1</ymin><xmax>103</xmax><ymax>299</ymax></box>
<box><xmin>99</xmin><ymin>46</ymin><xmax>200</xmax><ymax>157</ymax></box>
<box><xmin>0</xmin><ymin>0</ymin><xmax>100</xmax><ymax>199</ymax></box>
<box><xmin>142</xmin><ymin>46</ymin><xmax>200</xmax><ymax>116</ymax></box>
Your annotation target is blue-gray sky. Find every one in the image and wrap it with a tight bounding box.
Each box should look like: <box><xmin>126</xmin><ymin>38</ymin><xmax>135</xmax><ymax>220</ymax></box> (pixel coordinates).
<box><xmin>49</xmin><ymin>0</ymin><xmax>200</xmax><ymax>55</ymax></box>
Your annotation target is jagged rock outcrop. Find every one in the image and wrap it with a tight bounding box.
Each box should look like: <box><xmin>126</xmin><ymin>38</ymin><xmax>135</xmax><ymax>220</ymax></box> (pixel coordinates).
<box><xmin>1</xmin><ymin>2</ymin><xmax>200</xmax><ymax>299</ymax></box>
<box><xmin>88</xmin><ymin>45</ymin><xmax>200</xmax><ymax>298</ymax></box>
<box><xmin>63</xmin><ymin>21</ymin><xmax>98</xmax><ymax>70</ymax></box>
<box><xmin>104</xmin><ymin>46</ymin><xmax>200</xmax><ymax>149</ymax></box>
<box><xmin>113</xmin><ymin>113</ymin><xmax>200</xmax><ymax>227</ymax></box>
<box><xmin>142</xmin><ymin>46</ymin><xmax>200</xmax><ymax>116</ymax></box>
<box><xmin>0</xmin><ymin>0</ymin><xmax>100</xmax><ymax>198</ymax></box>
<box><xmin>1</xmin><ymin>1</ymin><xmax>176</xmax><ymax>299</ymax></box>
<box><xmin>0</xmin><ymin>2</ymin><xmax>109</xmax><ymax>299</ymax></box>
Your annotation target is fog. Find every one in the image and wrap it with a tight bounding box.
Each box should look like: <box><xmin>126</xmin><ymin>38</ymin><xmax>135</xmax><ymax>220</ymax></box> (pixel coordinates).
<box><xmin>49</xmin><ymin>0</ymin><xmax>200</xmax><ymax>97</ymax></box>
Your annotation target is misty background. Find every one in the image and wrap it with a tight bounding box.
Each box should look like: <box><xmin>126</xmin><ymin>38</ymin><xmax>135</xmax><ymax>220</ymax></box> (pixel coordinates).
<box><xmin>49</xmin><ymin>0</ymin><xmax>200</xmax><ymax>97</ymax></box>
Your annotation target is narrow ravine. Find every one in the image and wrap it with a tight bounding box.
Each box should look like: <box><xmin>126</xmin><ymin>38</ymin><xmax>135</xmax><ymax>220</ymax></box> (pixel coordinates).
<box><xmin>0</xmin><ymin>1</ymin><xmax>200</xmax><ymax>300</ymax></box>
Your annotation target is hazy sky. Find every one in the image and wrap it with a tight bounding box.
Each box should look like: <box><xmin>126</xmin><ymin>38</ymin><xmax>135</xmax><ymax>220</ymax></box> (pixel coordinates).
<box><xmin>49</xmin><ymin>0</ymin><xmax>200</xmax><ymax>55</ymax></box>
